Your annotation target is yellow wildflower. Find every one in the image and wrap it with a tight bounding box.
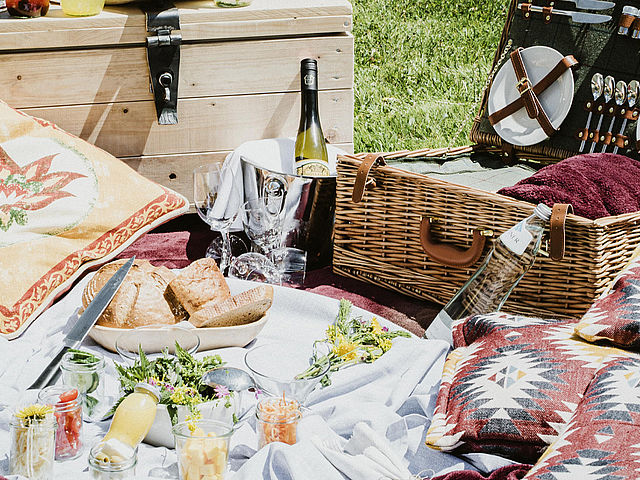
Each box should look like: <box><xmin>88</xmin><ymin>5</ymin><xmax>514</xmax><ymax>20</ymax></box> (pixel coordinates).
<box><xmin>370</xmin><ymin>318</ymin><xmax>383</xmax><ymax>335</ymax></box>
<box><xmin>16</xmin><ymin>404</ymin><xmax>53</xmax><ymax>421</ymax></box>
<box><xmin>326</xmin><ymin>325</ymin><xmax>337</xmax><ymax>342</ymax></box>
<box><xmin>170</xmin><ymin>386</ymin><xmax>201</xmax><ymax>406</ymax></box>
<box><xmin>333</xmin><ymin>339</ymin><xmax>358</xmax><ymax>361</ymax></box>
<box><xmin>185</xmin><ymin>410</ymin><xmax>203</xmax><ymax>433</ymax></box>
<box><xmin>379</xmin><ymin>338</ymin><xmax>393</xmax><ymax>352</ymax></box>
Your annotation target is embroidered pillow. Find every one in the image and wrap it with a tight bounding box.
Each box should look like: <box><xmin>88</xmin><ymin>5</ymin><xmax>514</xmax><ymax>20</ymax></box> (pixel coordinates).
<box><xmin>575</xmin><ymin>256</ymin><xmax>640</xmax><ymax>349</ymax></box>
<box><xmin>426</xmin><ymin>314</ymin><xmax>628</xmax><ymax>463</ymax></box>
<box><xmin>0</xmin><ymin>101</ymin><xmax>188</xmax><ymax>339</ymax></box>
<box><xmin>524</xmin><ymin>356</ymin><xmax>640</xmax><ymax>479</ymax></box>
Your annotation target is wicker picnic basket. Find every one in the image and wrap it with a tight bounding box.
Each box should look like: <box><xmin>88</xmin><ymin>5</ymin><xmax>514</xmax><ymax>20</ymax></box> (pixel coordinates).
<box><xmin>333</xmin><ymin>148</ymin><xmax>640</xmax><ymax>319</ymax></box>
<box><xmin>332</xmin><ymin>0</ymin><xmax>640</xmax><ymax>319</ymax></box>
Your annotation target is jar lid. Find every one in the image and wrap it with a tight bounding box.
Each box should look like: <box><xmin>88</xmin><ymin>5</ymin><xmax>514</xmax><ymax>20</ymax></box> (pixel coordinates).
<box><xmin>133</xmin><ymin>382</ymin><xmax>161</xmax><ymax>403</ymax></box>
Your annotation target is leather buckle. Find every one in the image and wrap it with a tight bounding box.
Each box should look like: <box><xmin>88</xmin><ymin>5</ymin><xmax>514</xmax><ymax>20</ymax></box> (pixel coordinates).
<box><xmin>516</xmin><ymin>77</ymin><xmax>532</xmax><ymax>94</ymax></box>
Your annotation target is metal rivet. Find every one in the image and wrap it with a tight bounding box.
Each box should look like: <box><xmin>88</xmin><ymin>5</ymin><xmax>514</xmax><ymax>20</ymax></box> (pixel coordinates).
<box><xmin>600</xmin><ymin>136</ymin><xmax>606</xmax><ymax>141</ymax></box>
<box><xmin>587</xmin><ymin>101</ymin><xmax>592</xmax><ymax>108</ymax></box>
<box><xmin>589</xmin><ymin>133</ymin><xmax>594</xmax><ymax>138</ymax></box>
<box><xmin>625</xmin><ymin>140</ymin><xmax>630</xmax><ymax>146</ymax></box>
<box><xmin>622</xmin><ymin>109</ymin><xmax>627</xmax><ymax>115</ymax></box>
<box><xmin>123</xmin><ymin>108</ymin><xmax>129</xmax><ymax>114</ymax></box>
<box><xmin>525</xmin><ymin>12</ymin><xmax>530</xmax><ymax>17</ymax></box>
<box><xmin>634</xmin><ymin>111</ymin><xmax>638</xmax><ymax>117</ymax></box>
<box><xmin>598</xmin><ymin>105</ymin><xmax>603</xmax><ymax>112</ymax></box>
<box><xmin>545</xmin><ymin>15</ymin><xmax>551</xmax><ymax>20</ymax></box>
<box><xmin>609</xmin><ymin>107</ymin><xmax>614</xmax><ymax>114</ymax></box>
<box><xmin>16</xmin><ymin>75</ymin><xmax>22</xmax><ymax>80</ymax></box>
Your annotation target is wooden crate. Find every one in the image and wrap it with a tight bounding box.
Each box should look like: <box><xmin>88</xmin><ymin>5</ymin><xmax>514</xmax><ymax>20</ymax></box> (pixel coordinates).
<box><xmin>0</xmin><ymin>0</ymin><xmax>354</xmax><ymax>199</ymax></box>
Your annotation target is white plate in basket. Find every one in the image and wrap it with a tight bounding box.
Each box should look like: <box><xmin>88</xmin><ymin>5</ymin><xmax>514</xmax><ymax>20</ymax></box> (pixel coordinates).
<box><xmin>88</xmin><ymin>314</ymin><xmax>269</xmax><ymax>353</ymax></box>
<box><xmin>488</xmin><ymin>45</ymin><xmax>574</xmax><ymax>146</ymax></box>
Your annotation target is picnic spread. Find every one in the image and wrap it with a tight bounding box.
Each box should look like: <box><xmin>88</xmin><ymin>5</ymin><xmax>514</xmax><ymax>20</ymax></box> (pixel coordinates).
<box><xmin>6</xmin><ymin>0</ymin><xmax>640</xmax><ymax>479</ymax></box>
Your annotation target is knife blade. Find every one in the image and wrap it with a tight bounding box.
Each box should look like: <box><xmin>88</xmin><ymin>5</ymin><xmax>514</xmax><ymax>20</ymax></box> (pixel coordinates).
<box><xmin>519</xmin><ymin>4</ymin><xmax>611</xmax><ymax>23</ymax></box>
<box><xmin>565</xmin><ymin>0</ymin><xmax>615</xmax><ymax>11</ymax></box>
<box><xmin>28</xmin><ymin>256</ymin><xmax>135</xmax><ymax>390</ymax></box>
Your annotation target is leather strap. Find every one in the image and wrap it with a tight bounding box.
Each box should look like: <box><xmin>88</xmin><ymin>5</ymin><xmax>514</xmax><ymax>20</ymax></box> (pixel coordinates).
<box><xmin>489</xmin><ymin>51</ymin><xmax>578</xmax><ymax>133</ymax></box>
<box><xmin>550</xmin><ymin>203</ymin><xmax>573</xmax><ymax>261</ymax></box>
<box><xmin>420</xmin><ymin>217</ymin><xmax>490</xmax><ymax>268</ymax></box>
<box><xmin>542</xmin><ymin>6</ymin><xmax>553</xmax><ymax>23</ymax></box>
<box><xmin>351</xmin><ymin>154</ymin><xmax>386</xmax><ymax>203</ymax></box>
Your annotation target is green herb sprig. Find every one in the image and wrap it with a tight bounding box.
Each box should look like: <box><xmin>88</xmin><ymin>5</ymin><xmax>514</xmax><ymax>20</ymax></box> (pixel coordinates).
<box><xmin>109</xmin><ymin>343</ymin><xmax>229</xmax><ymax>425</ymax></box>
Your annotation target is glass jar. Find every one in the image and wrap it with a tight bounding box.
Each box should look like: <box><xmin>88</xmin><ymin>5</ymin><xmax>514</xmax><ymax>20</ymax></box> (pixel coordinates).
<box><xmin>9</xmin><ymin>406</ymin><xmax>56</xmax><ymax>480</ymax></box>
<box><xmin>61</xmin><ymin>0</ymin><xmax>105</xmax><ymax>16</ymax></box>
<box><xmin>6</xmin><ymin>0</ymin><xmax>49</xmax><ymax>17</ymax></box>
<box><xmin>88</xmin><ymin>442</ymin><xmax>137</xmax><ymax>480</ymax></box>
<box><xmin>61</xmin><ymin>349</ymin><xmax>106</xmax><ymax>422</ymax></box>
<box><xmin>38</xmin><ymin>386</ymin><xmax>83</xmax><ymax>461</ymax></box>
<box><xmin>172</xmin><ymin>420</ymin><xmax>233</xmax><ymax>480</ymax></box>
<box><xmin>255</xmin><ymin>397</ymin><xmax>301</xmax><ymax>448</ymax></box>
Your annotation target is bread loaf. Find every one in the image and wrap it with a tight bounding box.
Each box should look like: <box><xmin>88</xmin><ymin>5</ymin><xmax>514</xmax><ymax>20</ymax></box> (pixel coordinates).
<box><xmin>81</xmin><ymin>259</ymin><xmax>178</xmax><ymax>328</ymax></box>
<box><xmin>164</xmin><ymin>258</ymin><xmax>231</xmax><ymax>317</ymax></box>
<box><xmin>189</xmin><ymin>285</ymin><xmax>274</xmax><ymax>328</ymax></box>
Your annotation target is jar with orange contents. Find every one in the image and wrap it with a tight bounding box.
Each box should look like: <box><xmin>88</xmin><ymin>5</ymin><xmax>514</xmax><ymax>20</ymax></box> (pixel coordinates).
<box><xmin>255</xmin><ymin>395</ymin><xmax>302</xmax><ymax>448</ymax></box>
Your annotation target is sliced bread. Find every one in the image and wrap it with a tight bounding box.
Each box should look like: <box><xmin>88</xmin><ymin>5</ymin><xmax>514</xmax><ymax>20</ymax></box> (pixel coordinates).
<box><xmin>189</xmin><ymin>285</ymin><xmax>274</xmax><ymax>328</ymax></box>
<box><xmin>164</xmin><ymin>258</ymin><xmax>231</xmax><ymax>317</ymax></box>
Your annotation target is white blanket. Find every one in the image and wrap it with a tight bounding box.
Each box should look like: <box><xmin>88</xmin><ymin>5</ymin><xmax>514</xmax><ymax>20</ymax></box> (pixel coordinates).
<box><xmin>0</xmin><ymin>277</ymin><xmax>514</xmax><ymax>479</ymax></box>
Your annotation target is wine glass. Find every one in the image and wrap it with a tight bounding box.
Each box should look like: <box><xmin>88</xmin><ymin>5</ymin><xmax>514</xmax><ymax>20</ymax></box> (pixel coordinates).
<box><xmin>193</xmin><ymin>163</ymin><xmax>243</xmax><ymax>272</ymax></box>
<box><xmin>228</xmin><ymin>197</ymin><xmax>284</xmax><ymax>284</ymax></box>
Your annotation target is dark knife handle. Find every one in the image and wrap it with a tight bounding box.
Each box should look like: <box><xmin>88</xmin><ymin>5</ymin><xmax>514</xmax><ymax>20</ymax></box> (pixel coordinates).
<box><xmin>28</xmin><ymin>346</ymin><xmax>70</xmax><ymax>390</ymax></box>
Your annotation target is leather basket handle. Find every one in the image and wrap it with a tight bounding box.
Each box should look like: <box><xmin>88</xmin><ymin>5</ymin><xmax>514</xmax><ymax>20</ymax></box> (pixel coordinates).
<box><xmin>352</xmin><ymin>153</ymin><xmax>387</xmax><ymax>203</ymax></box>
<box><xmin>420</xmin><ymin>217</ymin><xmax>492</xmax><ymax>268</ymax></box>
<box><xmin>550</xmin><ymin>203</ymin><xmax>573</xmax><ymax>261</ymax></box>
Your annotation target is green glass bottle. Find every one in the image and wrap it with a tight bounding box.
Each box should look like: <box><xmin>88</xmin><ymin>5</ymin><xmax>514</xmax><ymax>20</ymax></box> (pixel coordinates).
<box><xmin>294</xmin><ymin>58</ymin><xmax>330</xmax><ymax>177</ymax></box>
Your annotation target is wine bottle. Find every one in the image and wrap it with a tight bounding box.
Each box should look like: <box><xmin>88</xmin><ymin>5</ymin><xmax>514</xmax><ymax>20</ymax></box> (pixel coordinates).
<box><xmin>294</xmin><ymin>58</ymin><xmax>330</xmax><ymax>177</ymax></box>
<box><xmin>423</xmin><ymin>203</ymin><xmax>552</xmax><ymax>346</ymax></box>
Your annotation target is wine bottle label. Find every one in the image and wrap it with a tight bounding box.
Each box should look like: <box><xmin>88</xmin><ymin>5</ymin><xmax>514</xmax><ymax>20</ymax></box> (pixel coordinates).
<box><xmin>499</xmin><ymin>219</ymin><xmax>533</xmax><ymax>256</ymax></box>
<box><xmin>296</xmin><ymin>159</ymin><xmax>330</xmax><ymax>177</ymax></box>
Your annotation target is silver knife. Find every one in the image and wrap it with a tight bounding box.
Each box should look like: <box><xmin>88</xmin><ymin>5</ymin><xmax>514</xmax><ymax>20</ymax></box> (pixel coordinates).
<box><xmin>519</xmin><ymin>4</ymin><xmax>612</xmax><ymax>23</ymax></box>
<box><xmin>566</xmin><ymin>0</ymin><xmax>615</xmax><ymax>10</ymax></box>
<box><xmin>28</xmin><ymin>256</ymin><xmax>135</xmax><ymax>390</ymax></box>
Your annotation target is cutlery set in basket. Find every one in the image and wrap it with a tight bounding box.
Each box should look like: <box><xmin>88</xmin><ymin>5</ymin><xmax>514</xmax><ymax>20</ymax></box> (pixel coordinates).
<box><xmin>472</xmin><ymin>0</ymin><xmax>640</xmax><ymax>162</ymax></box>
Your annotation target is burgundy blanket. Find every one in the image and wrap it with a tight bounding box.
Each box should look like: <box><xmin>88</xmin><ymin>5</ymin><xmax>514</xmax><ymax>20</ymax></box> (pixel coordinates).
<box><xmin>117</xmin><ymin>214</ymin><xmax>439</xmax><ymax>336</ymax></box>
<box><xmin>498</xmin><ymin>153</ymin><xmax>640</xmax><ymax>219</ymax></box>
<box><xmin>432</xmin><ymin>464</ymin><xmax>532</xmax><ymax>480</ymax></box>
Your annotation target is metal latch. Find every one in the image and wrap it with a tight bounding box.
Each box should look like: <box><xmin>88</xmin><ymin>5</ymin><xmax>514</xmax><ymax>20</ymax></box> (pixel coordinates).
<box><xmin>141</xmin><ymin>1</ymin><xmax>181</xmax><ymax>125</ymax></box>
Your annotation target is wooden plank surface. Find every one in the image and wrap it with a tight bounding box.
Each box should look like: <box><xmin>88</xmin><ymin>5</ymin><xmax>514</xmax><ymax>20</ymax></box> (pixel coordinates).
<box><xmin>2</xmin><ymin>35</ymin><xmax>353</xmax><ymax>108</ymax></box>
<box><xmin>0</xmin><ymin>0</ymin><xmax>352</xmax><ymax>51</ymax></box>
<box><xmin>122</xmin><ymin>143</ymin><xmax>354</xmax><ymax>200</ymax></box>
<box><xmin>22</xmin><ymin>90</ymin><xmax>354</xmax><ymax>157</ymax></box>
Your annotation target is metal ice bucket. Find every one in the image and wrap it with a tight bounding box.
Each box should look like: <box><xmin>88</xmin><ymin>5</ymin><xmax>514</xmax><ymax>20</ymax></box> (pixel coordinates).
<box><xmin>240</xmin><ymin>157</ymin><xmax>336</xmax><ymax>269</ymax></box>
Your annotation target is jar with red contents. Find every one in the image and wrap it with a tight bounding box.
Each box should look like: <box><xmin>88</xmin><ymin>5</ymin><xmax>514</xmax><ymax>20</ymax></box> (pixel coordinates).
<box><xmin>5</xmin><ymin>0</ymin><xmax>50</xmax><ymax>18</ymax></box>
<box><xmin>38</xmin><ymin>386</ymin><xmax>83</xmax><ymax>460</ymax></box>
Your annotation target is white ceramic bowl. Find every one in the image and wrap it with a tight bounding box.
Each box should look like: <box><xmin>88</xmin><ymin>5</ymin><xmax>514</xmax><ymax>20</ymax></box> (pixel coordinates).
<box><xmin>144</xmin><ymin>398</ymin><xmax>238</xmax><ymax>448</ymax></box>
<box><xmin>89</xmin><ymin>314</ymin><xmax>269</xmax><ymax>353</ymax></box>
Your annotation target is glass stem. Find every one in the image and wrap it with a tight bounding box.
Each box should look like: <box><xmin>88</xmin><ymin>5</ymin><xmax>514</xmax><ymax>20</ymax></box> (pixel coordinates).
<box><xmin>220</xmin><ymin>228</ymin><xmax>233</xmax><ymax>273</ymax></box>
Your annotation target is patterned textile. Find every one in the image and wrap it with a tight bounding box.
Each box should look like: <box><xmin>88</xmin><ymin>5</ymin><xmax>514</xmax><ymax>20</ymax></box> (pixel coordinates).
<box><xmin>0</xmin><ymin>101</ymin><xmax>188</xmax><ymax>338</ymax></box>
<box><xmin>575</xmin><ymin>256</ymin><xmax>640</xmax><ymax>349</ymax></box>
<box><xmin>524</xmin><ymin>356</ymin><xmax>640</xmax><ymax>479</ymax></box>
<box><xmin>426</xmin><ymin>314</ymin><xmax>629</xmax><ymax>463</ymax></box>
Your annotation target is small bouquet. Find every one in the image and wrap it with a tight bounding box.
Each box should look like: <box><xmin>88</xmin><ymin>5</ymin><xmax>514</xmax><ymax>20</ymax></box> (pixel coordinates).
<box><xmin>112</xmin><ymin>343</ymin><xmax>234</xmax><ymax>425</ymax></box>
<box><xmin>296</xmin><ymin>299</ymin><xmax>411</xmax><ymax>385</ymax></box>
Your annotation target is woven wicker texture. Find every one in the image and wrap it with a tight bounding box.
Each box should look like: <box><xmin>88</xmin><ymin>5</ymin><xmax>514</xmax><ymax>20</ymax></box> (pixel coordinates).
<box><xmin>333</xmin><ymin>153</ymin><xmax>640</xmax><ymax>319</ymax></box>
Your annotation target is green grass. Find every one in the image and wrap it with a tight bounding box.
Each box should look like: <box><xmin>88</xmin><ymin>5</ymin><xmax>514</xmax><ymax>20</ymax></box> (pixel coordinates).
<box><xmin>352</xmin><ymin>0</ymin><xmax>511</xmax><ymax>153</ymax></box>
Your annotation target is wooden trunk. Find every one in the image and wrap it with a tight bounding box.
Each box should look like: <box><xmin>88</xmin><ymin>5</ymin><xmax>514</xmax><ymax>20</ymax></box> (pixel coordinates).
<box><xmin>0</xmin><ymin>0</ymin><xmax>354</xmax><ymax>199</ymax></box>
